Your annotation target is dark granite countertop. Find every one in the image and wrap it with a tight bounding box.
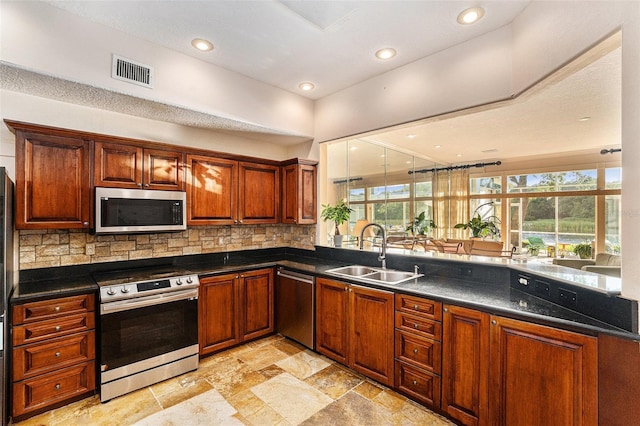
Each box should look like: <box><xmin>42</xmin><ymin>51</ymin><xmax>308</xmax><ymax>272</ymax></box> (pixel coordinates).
<box><xmin>12</xmin><ymin>248</ymin><xmax>640</xmax><ymax>341</ymax></box>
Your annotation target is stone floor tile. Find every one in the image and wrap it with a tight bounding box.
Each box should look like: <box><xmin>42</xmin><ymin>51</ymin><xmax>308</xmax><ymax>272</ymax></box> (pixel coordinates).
<box><xmin>303</xmin><ymin>363</ymin><xmax>364</xmax><ymax>399</ymax></box>
<box><xmin>83</xmin><ymin>387</ymin><xmax>162</xmax><ymax>425</ymax></box>
<box><xmin>272</xmin><ymin>337</ymin><xmax>307</xmax><ymax>355</ymax></box>
<box><xmin>276</xmin><ymin>349</ymin><xmax>331</xmax><ymax>379</ymax></box>
<box><xmin>352</xmin><ymin>379</ymin><xmax>385</xmax><ymax>400</ymax></box>
<box><xmin>237</xmin><ymin>344</ymin><xmax>291</xmax><ymax>370</ymax></box>
<box><xmin>258</xmin><ymin>363</ymin><xmax>287</xmax><ymax>379</ymax></box>
<box><xmin>153</xmin><ymin>378</ymin><xmax>214</xmax><ymax>409</ymax></box>
<box><xmin>373</xmin><ymin>389</ymin><xmax>409</xmax><ymax>413</ymax></box>
<box><xmin>251</xmin><ymin>372</ymin><xmax>333</xmax><ymax>424</ymax></box>
<box><xmin>300</xmin><ymin>390</ymin><xmax>392</xmax><ymax>425</ymax></box>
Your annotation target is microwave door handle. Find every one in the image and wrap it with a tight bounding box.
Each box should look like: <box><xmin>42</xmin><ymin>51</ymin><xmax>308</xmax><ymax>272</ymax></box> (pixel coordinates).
<box><xmin>100</xmin><ymin>289</ymin><xmax>198</xmax><ymax>315</ymax></box>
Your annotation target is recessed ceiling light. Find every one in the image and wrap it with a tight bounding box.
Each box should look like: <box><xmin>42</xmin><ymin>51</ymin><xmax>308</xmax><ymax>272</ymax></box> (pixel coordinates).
<box><xmin>191</xmin><ymin>38</ymin><xmax>214</xmax><ymax>51</ymax></box>
<box><xmin>434</xmin><ymin>145</ymin><xmax>441</xmax><ymax>149</ymax></box>
<box><xmin>298</xmin><ymin>82</ymin><xmax>315</xmax><ymax>91</ymax></box>
<box><xmin>407</xmin><ymin>134</ymin><xmax>417</xmax><ymax>139</ymax></box>
<box><xmin>375</xmin><ymin>48</ymin><xmax>397</xmax><ymax>60</ymax></box>
<box><xmin>457</xmin><ymin>7</ymin><xmax>485</xmax><ymax>25</ymax></box>
<box><xmin>456</xmin><ymin>153</ymin><xmax>463</xmax><ymax>157</ymax></box>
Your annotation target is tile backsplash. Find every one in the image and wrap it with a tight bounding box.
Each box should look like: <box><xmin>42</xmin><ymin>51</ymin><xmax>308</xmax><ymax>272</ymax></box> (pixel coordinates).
<box><xmin>19</xmin><ymin>224</ymin><xmax>316</xmax><ymax>270</ymax></box>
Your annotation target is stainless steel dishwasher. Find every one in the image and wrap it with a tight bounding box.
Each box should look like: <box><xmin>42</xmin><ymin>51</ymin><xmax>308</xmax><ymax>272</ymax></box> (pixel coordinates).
<box><xmin>276</xmin><ymin>267</ymin><xmax>315</xmax><ymax>349</ymax></box>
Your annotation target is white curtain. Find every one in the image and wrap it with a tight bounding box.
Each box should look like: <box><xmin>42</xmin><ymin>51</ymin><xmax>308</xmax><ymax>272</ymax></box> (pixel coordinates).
<box><xmin>434</xmin><ymin>169</ymin><xmax>469</xmax><ymax>239</ymax></box>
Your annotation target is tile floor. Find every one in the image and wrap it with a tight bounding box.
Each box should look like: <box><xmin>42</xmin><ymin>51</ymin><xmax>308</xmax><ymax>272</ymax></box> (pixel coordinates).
<box><xmin>16</xmin><ymin>335</ymin><xmax>453</xmax><ymax>426</ymax></box>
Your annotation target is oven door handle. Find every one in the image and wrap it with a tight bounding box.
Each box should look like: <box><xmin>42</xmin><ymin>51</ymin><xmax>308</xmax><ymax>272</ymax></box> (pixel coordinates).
<box><xmin>100</xmin><ymin>288</ymin><xmax>198</xmax><ymax>315</ymax></box>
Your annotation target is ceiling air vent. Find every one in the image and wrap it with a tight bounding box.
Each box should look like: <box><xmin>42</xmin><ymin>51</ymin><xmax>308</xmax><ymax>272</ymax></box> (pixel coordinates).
<box><xmin>111</xmin><ymin>54</ymin><xmax>153</xmax><ymax>88</ymax></box>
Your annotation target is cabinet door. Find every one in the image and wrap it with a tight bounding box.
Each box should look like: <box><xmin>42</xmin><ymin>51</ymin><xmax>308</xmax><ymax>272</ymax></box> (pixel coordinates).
<box><xmin>186</xmin><ymin>155</ymin><xmax>238</xmax><ymax>225</ymax></box>
<box><xmin>239</xmin><ymin>268</ymin><xmax>274</xmax><ymax>341</ymax></box>
<box><xmin>238</xmin><ymin>162</ymin><xmax>279</xmax><ymax>224</ymax></box>
<box><xmin>198</xmin><ymin>274</ymin><xmax>240</xmax><ymax>355</ymax></box>
<box><xmin>94</xmin><ymin>142</ymin><xmax>143</xmax><ymax>189</ymax></box>
<box><xmin>442</xmin><ymin>305</ymin><xmax>489</xmax><ymax>426</ymax></box>
<box><xmin>281</xmin><ymin>163</ymin><xmax>317</xmax><ymax>224</ymax></box>
<box><xmin>489</xmin><ymin>316</ymin><xmax>597</xmax><ymax>426</ymax></box>
<box><xmin>350</xmin><ymin>285</ymin><xmax>395</xmax><ymax>387</ymax></box>
<box><xmin>315</xmin><ymin>278</ymin><xmax>349</xmax><ymax>365</ymax></box>
<box><xmin>144</xmin><ymin>148</ymin><xmax>184</xmax><ymax>191</ymax></box>
<box><xmin>16</xmin><ymin>131</ymin><xmax>91</xmax><ymax>229</ymax></box>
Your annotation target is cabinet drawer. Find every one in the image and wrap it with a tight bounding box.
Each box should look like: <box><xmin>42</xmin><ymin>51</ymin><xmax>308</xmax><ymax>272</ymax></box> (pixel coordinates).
<box><xmin>13</xmin><ymin>332</ymin><xmax>95</xmax><ymax>381</ymax></box>
<box><xmin>395</xmin><ymin>294</ymin><xmax>441</xmax><ymax>321</ymax></box>
<box><xmin>13</xmin><ymin>294</ymin><xmax>95</xmax><ymax>324</ymax></box>
<box><xmin>395</xmin><ymin>361</ymin><xmax>441</xmax><ymax>408</ymax></box>
<box><xmin>13</xmin><ymin>313</ymin><xmax>95</xmax><ymax>346</ymax></box>
<box><xmin>395</xmin><ymin>311</ymin><xmax>442</xmax><ymax>340</ymax></box>
<box><xmin>395</xmin><ymin>331</ymin><xmax>441</xmax><ymax>373</ymax></box>
<box><xmin>12</xmin><ymin>361</ymin><xmax>96</xmax><ymax>418</ymax></box>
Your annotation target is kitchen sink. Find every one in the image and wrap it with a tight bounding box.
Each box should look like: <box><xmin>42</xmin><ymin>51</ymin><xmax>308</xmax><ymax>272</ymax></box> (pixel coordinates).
<box><xmin>325</xmin><ymin>265</ymin><xmax>422</xmax><ymax>285</ymax></box>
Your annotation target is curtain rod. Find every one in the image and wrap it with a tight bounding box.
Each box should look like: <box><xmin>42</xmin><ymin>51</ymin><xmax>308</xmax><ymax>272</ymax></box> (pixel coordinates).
<box><xmin>408</xmin><ymin>160</ymin><xmax>502</xmax><ymax>175</ymax></box>
<box><xmin>333</xmin><ymin>177</ymin><xmax>363</xmax><ymax>184</ymax></box>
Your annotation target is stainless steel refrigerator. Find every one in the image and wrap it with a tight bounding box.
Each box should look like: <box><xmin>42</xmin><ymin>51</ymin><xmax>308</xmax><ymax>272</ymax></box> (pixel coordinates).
<box><xmin>0</xmin><ymin>168</ymin><xmax>14</xmax><ymax>426</ymax></box>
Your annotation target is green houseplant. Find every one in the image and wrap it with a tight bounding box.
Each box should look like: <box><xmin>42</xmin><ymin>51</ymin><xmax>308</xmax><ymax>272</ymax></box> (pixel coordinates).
<box><xmin>573</xmin><ymin>243</ymin><xmax>593</xmax><ymax>259</ymax></box>
<box><xmin>321</xmin><ymin>200</ymin><xmax>353</xmax><ymax>247</ymax></box>
<box><xmin>406</xmin><ymin>211</ymin><xmax>437</xmax><ymax>236</ymax></box>
<box><xmin>454</xmin><ymin>214</ymin><xmax>500</xmax><ymax>239</ymax></box>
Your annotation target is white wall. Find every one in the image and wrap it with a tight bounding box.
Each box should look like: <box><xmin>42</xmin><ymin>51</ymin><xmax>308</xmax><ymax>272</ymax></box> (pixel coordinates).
<box><xmin>0</xmin><ymin>1</ymin><xmax>314</xmax><ymax>139</ymax></box>
<box><xmin>314</xmin><ymin>26</ymin><xmax>514</xmax><ymax>143</ymax></box>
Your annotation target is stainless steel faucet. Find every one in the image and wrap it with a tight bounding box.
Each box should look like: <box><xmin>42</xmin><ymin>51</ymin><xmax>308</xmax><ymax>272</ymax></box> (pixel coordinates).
<box><xmin>359</xmin><ymin>223</ymin><xmax>387</xmax><ymax>269</ymax></box>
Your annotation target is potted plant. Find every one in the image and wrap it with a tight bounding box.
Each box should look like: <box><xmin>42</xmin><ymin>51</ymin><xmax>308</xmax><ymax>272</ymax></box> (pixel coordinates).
<box><xmin>320</xmin><ymin>200</ymin><xmax>353</xmax><ymax>247</ymax></box>
<box><xmin>454</xmin><ymin>214</ymin><xmax>500</xmax><ymax>239</ymax></box>
<box><xmin>573</xmin><ymin>243</ymin><xmax>593</xmax><ymax>259</ymax></box>
<box><xmin>523</xmin><ymin>238</ymin><xmax>544</xmax><ymax>256</ymax></box>
<box><xmin>405</xmin><ymin>212</ymin><xmax>436</xmax><ymax>236</ymax></box>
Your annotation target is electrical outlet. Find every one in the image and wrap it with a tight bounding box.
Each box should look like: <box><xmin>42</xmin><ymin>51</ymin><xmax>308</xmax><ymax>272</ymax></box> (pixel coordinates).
<box><xmin>534</xmin><ymin>281</ymin><xmax>550</xmax><ymax>296</ymax></box>
<box><xmin>86</xmin><ymin>243</ymin><xmax>95</xmax><ymax>256</ymax></box>
<box><xmin>558</xmin><ymin>288</ymin><xmax>578</xmax><ymax>309</ymax></box>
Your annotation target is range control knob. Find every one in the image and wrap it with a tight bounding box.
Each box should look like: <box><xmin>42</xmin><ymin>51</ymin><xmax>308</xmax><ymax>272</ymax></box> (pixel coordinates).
<box><xmin>106</xmin><ymin>288</ymin><xmax>117</xmax><ymax>296</ymax></box>
<box><xmin>186</xmin><ymin>276</ymin><xmax>193</xmax><ymax>284</ymax></box>
<box><xmin>176</xmin><ymin>279</ymin><xmax>183</xmax><ymax>286</ymax></box>
<box><xmin>121</xmin><ymin>286</ymin><xmax>130</xmax><ymax>294</ymax></box>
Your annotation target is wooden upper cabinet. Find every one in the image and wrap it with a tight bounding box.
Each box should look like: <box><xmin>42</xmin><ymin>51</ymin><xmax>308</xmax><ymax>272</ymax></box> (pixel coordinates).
<box><xmin>186</xmin><ymin>155</ymin><xmax>238</xmax><ymax>225</ymax></box>
<box><xmin>15</xmin><ymin>130</ymin><xmax>91</xmax><ymax>229</ymax></box>
<box><xmin>489</xmin><ymin>316</ymin><xmax>598</xmax><ymax>426</ymax></box>
<box><xmin>281</xmin><ymin>161</ymin><xmax>317</xmax><ymax>224</ymax></box>
<box><xmin>186</xmin><ymin>155</ymin><xmax>280</xmax><ymax>225</ymax></box>
<box><xmin>94</xmin><ymin>142</ymin><xmax>184</xmax><ymax>191</ymax></box>
<box><xmin>238</xmin><ymin>162</ymin><xmax>280</xmax><ymax>224</ymax></box>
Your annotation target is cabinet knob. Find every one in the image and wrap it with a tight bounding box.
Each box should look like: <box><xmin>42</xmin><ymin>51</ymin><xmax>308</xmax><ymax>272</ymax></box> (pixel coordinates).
<box><xmin>54</xmin><ymin>306</ymin><xmax>61</xmax><ymax>312</ymax></box>
<box><xmin>83</xmin><ymin>221</ymin><xmax>89</xmax><ymax>226</ymax></box>
<box><xmin>412</xmin><ymin>380</ymin><xmax>418</xmax><ymax>386</ymax></box>
<box><xmin>55</xmin><ymin>352</ymin><xmax>61</xmax><ymax>357</ymax></box>
<box><xmin>239</xmin><ymin>220</ymin><xmax>243</xmax><ymax>224</ymax></box>
<box><xmin>413</xmin><ymin>323</ymin><xmax>419</xmax><ymax>329</ymax></box>
<box><xmin>491</xmin><ymin>320</ymin><xmax>497</xmax><ymax>325</ymax></box>
<box><xmin>413</xmin><ymin>348</ymin><xmax>418</xmax><ymax>354</ymax></box>
<box><xmin>144</xmin><ymin>183</ymin><xmax>150</xmax><ymax>188</ymax></box>
<box><xmin>55</xmin><ymin>384</ymin><xmax>61</xmax><ymax>390</ymax></box>
<box><xmin>443</xmin><ymin>307</ymin><xmax>449</xmax><ymax>313</ymax></box>
<box><xmin>55</xmin><ymin>326</ymin><xmax>61</xmax><ymax>331</ymax></box>
<box><xmin>413</xmin><ymin>305</ymin><xmax>419</xmax><ymax>310</ymax></box>
<box><xmin>138</xmin><ymin>183</ymin><xmax>143</xmax><ymax>187</ymax></box>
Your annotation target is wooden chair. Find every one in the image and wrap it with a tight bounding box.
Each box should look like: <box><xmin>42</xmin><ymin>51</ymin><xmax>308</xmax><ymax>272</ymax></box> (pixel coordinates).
<box><xmin>468</xmin><ymin>240</ymin><xmax>515</xmax><ymax>258</ymax></box>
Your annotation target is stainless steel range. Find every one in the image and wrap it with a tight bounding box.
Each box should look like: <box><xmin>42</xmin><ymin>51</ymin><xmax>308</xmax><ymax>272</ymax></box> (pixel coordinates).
<box><xmin>95</xmin><ymin>267</ymin><xmax>200</xmax><ymax>402</ymax></box>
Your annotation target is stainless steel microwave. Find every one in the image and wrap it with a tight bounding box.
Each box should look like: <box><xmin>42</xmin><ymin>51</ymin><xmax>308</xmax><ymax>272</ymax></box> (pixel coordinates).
<box><xmin>95</xmin><ymin>187</ymin><xmax>187</xmax><ymax>234</ymax></box>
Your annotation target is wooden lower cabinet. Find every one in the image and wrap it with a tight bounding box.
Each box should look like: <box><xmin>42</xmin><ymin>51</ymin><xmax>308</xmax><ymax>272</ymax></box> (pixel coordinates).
<box><xmin>441</xmin><ymin>304</ymin><xmax>598</xmax><ymax>426</ymax></box>
<box><xmin>441</xmin><ymin>304</ymin><xmax>489</xmax><ymax>426</ymax></box>
<box><xmin>315</xmin><ymin>278</ymin><xmax>394</xmax><ymax>386</ymax></box>
<box><xmin>12</xmin><ymin>294</ymin><xmax>96</xmax><ymax>420</ymax></box>
<box><xmin>489</xmin><ymin>315</ymin><xmax>598</xmax><ymax>426</ymax></box>
<box><xmin>199</xmin><ymin>268</ymin><xmax>274</xmax><ymax>356</ymax></box>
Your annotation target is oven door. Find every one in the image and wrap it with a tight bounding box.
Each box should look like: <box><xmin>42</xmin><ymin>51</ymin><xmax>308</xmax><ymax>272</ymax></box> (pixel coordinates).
<box><xmin>100</xmin><ymin>289</ymin><xmax>198</xmax><ymax>375</ymax></box>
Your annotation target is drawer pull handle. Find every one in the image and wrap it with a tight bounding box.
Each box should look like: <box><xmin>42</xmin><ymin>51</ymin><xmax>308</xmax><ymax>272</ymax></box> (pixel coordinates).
<box><xmin>55</xmin><ymin>326</ymin><xmax>61</xmax><ymax>331</ymax></box>
<box><xmin>55</xmin><ymin>384</ymin><xmax>61</xmax><ymax>390</ymax></box>
<box><xmin>413</xmin><ymin>304</ymin><xmax>419</xmax><ymax>310</ymax></box>
<box><xmin>54</xmin><ymin>307</ymin><xmax>61</xmax><ymax>312</ymax></box>
<box><xmin>413</xmin><ymin>348</ymin><xmax>418</xmax><ymax>354</ymax></box>
<box><xmin>412</xmin><ymin>380</ymin><xmax>418</xmax><ymax>386</ymax></box>
<box><xmin>55</xmin><ymin>352</ymin><xmax>61</xmax><ymax>357</ymax></box>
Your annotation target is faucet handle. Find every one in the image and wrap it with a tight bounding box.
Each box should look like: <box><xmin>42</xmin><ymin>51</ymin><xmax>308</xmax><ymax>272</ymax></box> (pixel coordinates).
<box><xmin>414</xmin><ymin>265</ymin><xmax>419</xmax><ymax>274</ymax></box>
